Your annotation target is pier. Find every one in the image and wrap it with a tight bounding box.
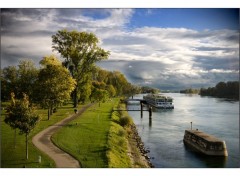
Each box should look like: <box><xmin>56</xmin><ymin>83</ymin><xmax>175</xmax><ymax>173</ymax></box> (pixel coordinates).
<box><xmin>113</xmin><ymin>98</ymin><xmax>152</xmax><ymax>120</ymax></box>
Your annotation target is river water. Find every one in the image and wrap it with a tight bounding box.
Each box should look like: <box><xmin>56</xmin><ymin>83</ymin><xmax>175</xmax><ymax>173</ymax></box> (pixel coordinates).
<box><xmin>127</xmin><ymin>93</ymin><xmax>239</xmax><ymax>168</ymax></box>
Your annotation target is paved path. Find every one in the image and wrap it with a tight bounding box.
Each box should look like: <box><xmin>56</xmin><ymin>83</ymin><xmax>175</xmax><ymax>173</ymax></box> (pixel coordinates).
<box><xmin>32</xmin><ymin>104</ymin><xmax>93</xmax><ymax>168</ymax></box>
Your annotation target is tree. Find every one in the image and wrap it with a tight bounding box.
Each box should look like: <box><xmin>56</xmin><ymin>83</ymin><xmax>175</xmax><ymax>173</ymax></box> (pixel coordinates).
<box><xmin>216</xmin><ymin>82</ymin><xmax>227</xmax><ymax>97</ymax></box>
<box><xmin>1</xmin><ymin>60</ymin><xmax>38</xmax><ymax>102</ymax></box>
<box><xmin>90</xmin><ymin>88</ymin><xmax>109</xmax><ymax>107</ymax></box>
<box><xmin>52</xmin><ymin>29</ymin><xmax>110</xmax><ymax>107</ymax></box>
<box><xmin>78</xmin><ymin>72</ymin><xmax>92</xmax><ymax>104</ymax></box>
<box><xmin>17</xmin><ymin>60</ymin><xmax>39</xmax><ymax>101</ymax></box>
<box><xmin>1</xmin><ymin>66</ymin><xmax>18</xmax><ymax>101</ymax></box>
<box><xmin>36</xmin><ymin>55</ymin><xmax>76</xmax><ymax>120</ymax></box>
<box><xmin>39</xmin><ymin>54</ymin><xmax>62</xmax><ymax>66</ymax></box>
<box><xmin>4</xmin><ymin>93</ymin><xmax>19</xmax><ymax>148</ymax></box>
<box><xmin>106</xmin><ymin>85</ymin><xmax>116</xmax><ymax>98</ymax></box>
<box><xmin>5</xmin><ymin>93</ymin><xmax>40</xmax><ymax>159</ymax></box>
<box><xmin>200</xmin><ymin>81</ymin><xmax>239</xmax><ymax>99</ymax></box>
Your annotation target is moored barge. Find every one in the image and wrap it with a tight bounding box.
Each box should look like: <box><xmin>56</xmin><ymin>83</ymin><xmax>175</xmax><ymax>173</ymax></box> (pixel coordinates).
<box><xmin>183</xmin><ymin>130</ymin><xmax>228</xmax><ymax>156</ymax></box>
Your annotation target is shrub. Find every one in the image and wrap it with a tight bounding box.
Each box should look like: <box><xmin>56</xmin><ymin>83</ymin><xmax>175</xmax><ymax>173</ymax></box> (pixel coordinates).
<box><xmin>118</xmin><ymin>129</ymin><xmax>125</xmax><ymax>137</ymax></box>
<box><xmin>118</xmin><ymin>139</ymin><xmax>125</xmax><ymax>147</ymax></box>
<box><xmin>119</xmin><ymin>116</ymin><xmax>131</xmax><ymax>127</ymax></box>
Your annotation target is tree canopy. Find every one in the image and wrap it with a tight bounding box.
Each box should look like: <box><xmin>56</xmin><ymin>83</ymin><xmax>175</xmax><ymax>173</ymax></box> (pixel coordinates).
<box><xmin>5</xmin><ymin>93</ymin><xmax>40</xmax><ymax>159</ymax></box>
<box><xmin>200</xmin><ymin>81</ymin><xmax>239</xmax><ymax>99</ymax></box>
<box><xmin>36</xmin><ymin>55</ymin><xmax>76</xmax><ymax>119</ymax></box>
<box><xmin>52</xmin><ymin>29</ymin><xmax>110</xmax><ymax>107</ymax></box>
<box><xmin>1</xmin><ymin>60</ymin><xmax>38</xmax><ymax>101</ymax></box>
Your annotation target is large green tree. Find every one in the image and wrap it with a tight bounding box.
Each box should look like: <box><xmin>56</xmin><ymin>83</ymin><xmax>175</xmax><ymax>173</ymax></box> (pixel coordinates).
<box><xmin>1</xmin><ymin>66</ymin><xmax>18</xmax><ymax>101</ymax></box>
<box><xmin>5</xmin><ymin>93</ymin><xmax>40</xmax><ymax>159</ymax></box>
<box><xmin>0</xmin><ymin>60</ymin><xmax>38</xmax><ymax>102</ymax></box>
<box><xmin>36</xmin><ymin>55</ymin><xmax>76</xmax><ymax>120</ymax></box>
<box><xmin>52</xmin><ymin>29</ymin><xmax>110</xmax><ymax>107</ymax></box>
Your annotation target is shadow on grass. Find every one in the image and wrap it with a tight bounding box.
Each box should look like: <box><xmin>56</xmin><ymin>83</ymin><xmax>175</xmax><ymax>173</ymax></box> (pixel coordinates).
<box><xmin>2</xmin><ymin>159</ymin><xmax>39</xmax><ymax>167</ymax></box>
<box><xmin>92</xmin><ymin>147</ymin><xmax>108</xmax><ymax>153</ymax></box>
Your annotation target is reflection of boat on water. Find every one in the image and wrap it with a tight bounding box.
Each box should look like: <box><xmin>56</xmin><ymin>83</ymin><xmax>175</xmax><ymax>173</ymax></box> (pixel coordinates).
<box><xmin>183</xmin><ymin>130</ymin><xmax>228</xmax><ymax>156</ymax></box>
<box><xmin>143</xmin><ymin>94</ymin><xmax>174</xmax><ymax>109</ymax></box>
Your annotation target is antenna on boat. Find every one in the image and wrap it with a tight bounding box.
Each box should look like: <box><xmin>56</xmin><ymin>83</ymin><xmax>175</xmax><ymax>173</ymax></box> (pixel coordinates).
<box><xmin>190</xmin><ymin>122</ymin><xmax>192</xmax><ymax>130</ymax></box>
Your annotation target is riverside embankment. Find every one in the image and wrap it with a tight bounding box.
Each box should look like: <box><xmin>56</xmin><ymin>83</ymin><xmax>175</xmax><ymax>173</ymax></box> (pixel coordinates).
<box><xmin>51</xmin><ymin>99</ymin><xmax>152</xmax><ymax>168</ymax></box>
<box><xmin>108</xmin><ymin>102</ymin><xmax>152</xmax><ymax>168</ymax></box>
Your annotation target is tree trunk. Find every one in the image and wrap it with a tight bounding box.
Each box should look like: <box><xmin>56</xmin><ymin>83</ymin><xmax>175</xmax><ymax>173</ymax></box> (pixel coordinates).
<box><xmin>26</xmin><ymin>133</ymin><xmax>28</xmax><ymax>160</ymax></box>
<box><xmin>73</xmin><ymin>86</ymin><xmax>78</xmax><ymax>108</ymax></box>
<box><xmin>50</xmin><ymin>103</ymin><xmax>53</xmax><ymax>116</ymax></box>
<box><xmin>48</xmin><ymin>108</ymin><xmax>50</xmax><ymax>120</ymax></box>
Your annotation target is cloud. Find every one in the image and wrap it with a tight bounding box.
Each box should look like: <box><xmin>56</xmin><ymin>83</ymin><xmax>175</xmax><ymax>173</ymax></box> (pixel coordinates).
<box><xmin>1</xmin><ymin>9</ymin><xmax>239</xmax><ymax>90</ymax></box>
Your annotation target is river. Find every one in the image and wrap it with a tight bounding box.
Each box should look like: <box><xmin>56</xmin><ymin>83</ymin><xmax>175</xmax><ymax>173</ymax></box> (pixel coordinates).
<box><xmin>127</xmin><ymin>93</ymin><xmax>239</xmax><ymax>168</ymax></box>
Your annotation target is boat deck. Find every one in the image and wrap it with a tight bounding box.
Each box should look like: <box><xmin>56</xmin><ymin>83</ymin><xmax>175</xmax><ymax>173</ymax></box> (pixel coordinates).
<box><xmin>186</xmin><ymin>130</ymin><xmax>222</xmax><ymax>142</ymax></box>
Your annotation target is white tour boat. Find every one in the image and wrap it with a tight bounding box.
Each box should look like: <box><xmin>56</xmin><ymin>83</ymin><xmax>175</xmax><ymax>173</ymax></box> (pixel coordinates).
<box><xmin>143</xmin><ymin>94</ymin><xmax>174</xmax><ymax>109</ymax></box>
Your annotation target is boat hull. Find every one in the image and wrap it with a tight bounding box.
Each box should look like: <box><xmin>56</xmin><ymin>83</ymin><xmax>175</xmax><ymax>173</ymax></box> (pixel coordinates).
<box><xmin>183</xmin><ymin>130</ymin><xmax>228</xmax><ymax>157</ymax></box>
<box><xmin>147</xmin><ymin>102</ymin><xmax>174</xmax><ymax>109</ymax></box>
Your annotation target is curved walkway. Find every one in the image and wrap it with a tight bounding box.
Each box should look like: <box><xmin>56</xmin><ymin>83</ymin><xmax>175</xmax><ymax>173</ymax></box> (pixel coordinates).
<box><xmin>32</xmin><ymin>104</ymin><xmax>93</xmax><ymax>168</ymax></box>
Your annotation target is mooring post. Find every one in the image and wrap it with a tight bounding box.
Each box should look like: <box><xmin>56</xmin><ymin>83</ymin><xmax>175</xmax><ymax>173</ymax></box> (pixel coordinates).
<box><xmin>140</xmin><ymin>102</ymin><xmax>143</xmax><ymax>118</ymax></box>
<box><xmin>149</xmin><ymin>106</ymin><xmax>152</xmax><ymax>119</ymax></box>
<box><xmin>190</xmin><ymin>122</ymin><xmax>192</xmax><ymax>130</ymax></box>
<box><xmin>149</xmin><ymin>117</ymin><xmax>152</xmax><ymax>127</ymax></box>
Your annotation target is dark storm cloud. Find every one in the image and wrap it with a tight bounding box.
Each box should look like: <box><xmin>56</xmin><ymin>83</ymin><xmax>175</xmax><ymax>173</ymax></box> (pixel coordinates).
<box><xmin>193</xmin><ymin>56</ymin><xmax>239</xmax><ymax>70</ymax></box>
<box><xmin>97</xmin><ymin>59</ymin><xmax>239</xmax><ymax>90</ymax></box>
<box><xmin>195</xmin><ymin>46</ymin><xmax>236</xmax><ymax>52</ymax></box>
<box><xmin>2</xmin><ymin>30</ymin><xmax>55</xmax><ymax>37</ymax></box>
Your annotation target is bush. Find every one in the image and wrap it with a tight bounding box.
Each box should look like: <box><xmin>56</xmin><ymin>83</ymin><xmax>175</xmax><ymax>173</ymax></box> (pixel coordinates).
<box><xmin>119</xmin><ymin>116</ymin><xmax>131</xmax><ymax>127</ymax></box>
<box><xmin>118</xmin><ymin>129</ymin><xmax>125</xmax><ymax>137</ymax></box>
<box><xmin>118</xmin><ymin>139</ymin><xmax>125</xmax><ymax>147</ymax></box>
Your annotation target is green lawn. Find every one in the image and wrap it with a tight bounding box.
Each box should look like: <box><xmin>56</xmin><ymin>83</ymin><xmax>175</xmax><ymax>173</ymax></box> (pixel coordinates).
<box><xmin>52</xmin><ymin>99</ymin><xmax>119</xmax><ymax>168</ymax></box>
<box><xmin>1</xmin><ymin>98</ymin><xmax>135</xmax><ymax>168</ymax></box>
<box><xmin>106</xmin><ymin>106</ymin><xmax>132</xmax><ymax>168</ymax></box>
<box><xmin>1</xmin><ymin>101</ymin><xmax>83</xmax><ymax>168</ymax></box>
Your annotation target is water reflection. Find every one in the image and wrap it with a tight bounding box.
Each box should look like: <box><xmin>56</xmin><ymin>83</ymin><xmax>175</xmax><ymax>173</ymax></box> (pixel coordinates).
<box><xmin>149</xmin><ymin>118</ymin><xmax>152</xmax><ymax>128</ymax></box>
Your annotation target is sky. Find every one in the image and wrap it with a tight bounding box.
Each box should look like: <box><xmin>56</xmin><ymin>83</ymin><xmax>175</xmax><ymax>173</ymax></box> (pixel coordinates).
<box><xmin>1</xmin><ymin>8</ymin><xmax>239</xmax><ymax>90</ymax></box>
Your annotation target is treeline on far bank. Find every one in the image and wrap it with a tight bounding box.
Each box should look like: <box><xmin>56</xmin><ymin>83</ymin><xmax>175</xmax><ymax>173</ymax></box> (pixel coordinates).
<box><xmin>180</xmin><ymin>81</ymin><xmax>239</xmax><ymax>100</ymax></box>
<box><xmin>200</xmin><ymin>81</ymin><xmax>239</xmax><ymax>100</ymax></box>
<box><xmin>180</xmin><ymin>88</ymin><xmax>199</xmax><ymax>94</ymax></box>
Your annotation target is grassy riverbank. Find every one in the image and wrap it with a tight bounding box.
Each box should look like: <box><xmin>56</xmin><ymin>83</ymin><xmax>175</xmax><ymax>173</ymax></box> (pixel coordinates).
<box><xmin>52</xmin><ymin>99</ymin><xmax>150</xmax><ymax>168</ymax></box>
<box><xmin>107</xmin><ymin>103</ymin><xmax>132</xmax><ymax>167</ymax></box>
<box><xmin>52</xmin><ymin>99</ymin><xmax>119</xmax><ymax>167</ymax></box>
<box><xmin>1</xmin><ymin>101</ymin><xmax>82</xmax><ymax>168</ymax></box>
<box><xmin>107</xmin><ymin>103</ymin><xmax>151</xmax><ymax>168</ymax></box>
<box><xmin>2</xmin><ymin>99</ymin><xmax>150</xmax><ymax>168</ymax></box>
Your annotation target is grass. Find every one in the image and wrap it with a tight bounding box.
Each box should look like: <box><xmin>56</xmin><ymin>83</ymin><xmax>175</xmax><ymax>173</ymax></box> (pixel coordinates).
<box><xmin>106</xmin><ymin>103</ymin><xmax>132</xmax><ymax>168</ymax></box>
<box><xmin>1</xmin><ymin>101</ymin><xmax>83</xmax><ymax>168</ymax></box>
<box><xmin>1</xmin><ymin>98</ymin><xmax>146</xmax><ymax>168</ymax></box>
<box><xmin>107</xmin><ymin>103</ymin><xmax>150</xmax><ymax>168</ymax></box>
<box><xmin>52</xmin><ymin>99</ymin><xmax>119</xmax><ymax>168</ymax></box>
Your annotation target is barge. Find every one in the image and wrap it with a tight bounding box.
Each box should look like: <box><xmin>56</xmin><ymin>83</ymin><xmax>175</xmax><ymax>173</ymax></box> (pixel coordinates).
<box><xmin>143</xmin><ymin>94</ymin><xmax>174</xmax><ymax>109</ymax></box>
<box><xmin>183</xmin><ymin>130</ymin><xmax>228</xmax><ymax>156</ymax></box>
